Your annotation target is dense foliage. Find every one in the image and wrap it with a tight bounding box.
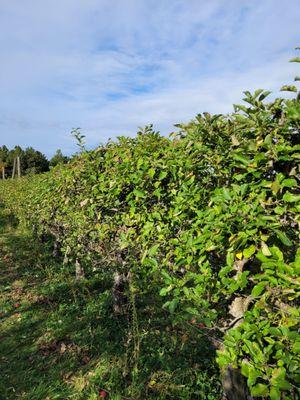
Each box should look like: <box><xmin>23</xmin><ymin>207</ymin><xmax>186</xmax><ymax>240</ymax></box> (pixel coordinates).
<box><xmin>49</xmin><ymin>149</ymin><xmax>70</xmax><ymax>168</ymax></box>
<box><xmin>1</xmin><ymin>65</ymin><xmax>299</xmax><ymax>398</ymax></box>
<box><xmin>0</xmin><ymin>146</ymin><xmax>69</xmax><ymax>177</ymax></box>
<box><xmin>0</xmin><ymin>145</ymin><xmax>50</xmax><ymax>176</ymax></box>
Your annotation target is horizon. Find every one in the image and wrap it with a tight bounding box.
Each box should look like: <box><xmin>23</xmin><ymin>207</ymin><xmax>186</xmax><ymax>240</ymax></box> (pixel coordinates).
<box><xmin>1</xmin><ymin>0</ymin><xmax>299</xmax><ymax>157</ymax></box>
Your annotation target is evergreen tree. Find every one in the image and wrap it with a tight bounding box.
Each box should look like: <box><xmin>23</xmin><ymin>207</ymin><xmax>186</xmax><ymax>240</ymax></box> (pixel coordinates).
<box><xmin>0</xmin><ymin>146</ymin><xmax>49</xmax><ymax>177</ymax></box>
<box><xmin>23</xmin><ymin>147</ymin><xmax>49</xmax><ymax>175</ymax></box>
<box><xmin>49</xmin><ymin>149</ymin><xmax>69</xmax><ymax>167</ymax></box>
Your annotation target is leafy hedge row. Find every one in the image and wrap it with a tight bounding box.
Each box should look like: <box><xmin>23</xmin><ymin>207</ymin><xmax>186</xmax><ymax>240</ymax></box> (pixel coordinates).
<box><xmin>1</xmin><ymin>79</ymin><xmax>299</xmax><ymax>398</ymax></box>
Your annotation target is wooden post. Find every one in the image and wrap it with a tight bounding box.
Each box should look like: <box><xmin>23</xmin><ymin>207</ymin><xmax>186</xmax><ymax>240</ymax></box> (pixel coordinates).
<box><xmin>12</xmin><ymin>158</ymin><xmax>16</xmax><ymax>179</ymax></box>
<box><xmin>0</xmin><ymin>161</ymin><xmax>5</xmax><ymax>179</ymax></box>
<box><xmin>17</xmin><ymin>156</ymin><xmax>21</xmax><ymax>178</ymax></box>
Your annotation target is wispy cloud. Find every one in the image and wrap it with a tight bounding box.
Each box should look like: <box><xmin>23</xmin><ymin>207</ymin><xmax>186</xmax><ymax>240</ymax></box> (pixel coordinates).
<box><xmin>0</xmin><ymin>0</ymin><xmax>299</xmax><ymax>155</ymax></box>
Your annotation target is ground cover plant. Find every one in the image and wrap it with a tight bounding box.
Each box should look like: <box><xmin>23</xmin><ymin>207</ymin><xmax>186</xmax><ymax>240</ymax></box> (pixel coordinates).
<box><xmin>0</xmin><ymin>52</ymin><xmax>299</xmax><ymax>399</ymax></box>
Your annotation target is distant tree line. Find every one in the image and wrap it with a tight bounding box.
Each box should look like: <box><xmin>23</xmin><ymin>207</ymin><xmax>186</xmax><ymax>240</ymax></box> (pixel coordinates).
<box><xmin>0</xmin><ymin>146</ymin><xmax>69</xmax><ymax>178</ymax></box>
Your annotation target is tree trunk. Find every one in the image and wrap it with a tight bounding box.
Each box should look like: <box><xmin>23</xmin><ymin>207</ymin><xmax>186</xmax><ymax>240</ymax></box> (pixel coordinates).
<box><xmin>75</xmin><ymin>259</ymin><xmax>85</xmax><ymax>281</ymax></box>
<box><xmin>63</xmin><ymin>246</ymin><xmax>71</xmax><ymax>266</ymax></box>
<box><xmin>112</xmin><ymin>271</ymin><xmax>128</xmax><ymax>314</ymax></box>
<box><xmin>53</xmin><ymin>239</ymin><xmax>61</xmax><ymax>257</ymax></box>
<box><xmin>222</xmin><ymin>365</ymin><xmax>253</xmax><ymax>400</ymax></box>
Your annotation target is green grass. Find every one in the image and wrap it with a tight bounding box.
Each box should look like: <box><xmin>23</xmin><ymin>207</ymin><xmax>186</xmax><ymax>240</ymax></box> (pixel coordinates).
<box><xmin>0</xmin><ymin>208</ymin><xmax>222</xmax><ymax>399</ymax></box>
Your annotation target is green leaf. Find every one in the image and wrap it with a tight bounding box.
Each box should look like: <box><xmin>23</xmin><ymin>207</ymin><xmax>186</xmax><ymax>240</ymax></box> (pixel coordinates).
<box><xmin>270</xmin><ymin>246</ymin><xmax>284</xmax><ymax>261</ymax></box>
<box><xmin>258</xmin><ymin>91</ymin><xmax>271</xmax><ymax>102</ymax></box>
<box><xmin>159</xmin><ymin>288</ymin><xmax>169</xmax><ymax>296</ymax></box>
<box><xmin>185</xmin><ymin>307</ymin><xmax>199</xmax><ymax>316</ymax></box>
<box><xmin>282</xmin><ymin>178</ymin><xmax>297</xmax><ymax>188</ymax></box>
<box><xmin>243</xmin><ymin>245</ymin><xmax>256</xmax><ymax>259</ymax></box>
<box><xmin>148</xmin><ymin>168</ymin><xmax>155</xmax><ymax>179</ymax></box>
<box><xmin>148</xmin><ymin>244</ymin><xmax>160</xmax><ymax>256</ymax></box>
<box><xmin>280</xmin><ymin>85</ymin><xmax>297</xmax><ymax>92</ymax></box>
<box><xmin>270</xmin><ymin>368</ymin><xmax>292</xmax><ymax>390</ymax></box>
<box><xmin>161</xmin><ymin>270</ymin><xmax>172</xmax><ymax>284</ymax></box>
<box><xmin>232</xmin><ymin>154</ymin><xmax>251</xmax><ymax>166</ymax></box>
<box><xmin>247</xmin><ymin>366</ymin><xmax>263</xmax><ymax>386</ymax></box>
<box><xmin>254</xmin><ymin>89</ymin><xmax>264</xmax><ymax>99</ymax></box>
<box><xmin>290</xmin><ymin>57</ymin><xmax>300</xmax><ymax>63</ymax></box>
<box><xmin>168</xmin><ymin>298</ymin><xmax>179</xmax><ymax>314</ymax></box>
<box><xmin>270</xmin><ymin>386</ymin><xmax>281</xmax><ymax>400</ymax></box>
<box><xmin>241</xmin><ymin>361</ymin><xmax>250</xmax><ymax>377</ymax></box>
<box><xmin>133</xmin><ymin>189</ymin><xmax>146</xmax><ymax>198</ymax></box>
<box><xmin>251</xmin><ymin>282</ymin><xmax>267</xmax><ymax>297</ymax></box>
<box><xmin>183</xmin><ymin>286</ymin><xmax>189</xmax><ymax>296</ymax></box>
<box><xmin>222</xmin><ymin>187</ymin><xmax>231</xmax><ymax>201</ymax></box>
<box><xmin>283</xmin><ymin>192</ymin><xmax>300</xmax><ymax>203</ymax></box>
<box><xmin>159</xmin><ymin>171</ymin><xmax>168</xmax><ymax>180</ymax></box>
<box><xmin>292</xmin><ymin>341</ymin><xmax>300</xmax><ymax>354</ymax></box>
<box><xmin>264</xmin><ymin>337</ymin><xmax>275</xmax><ymax>345</ymax></box>
<box><xmin>160</xmin><ymin>285</ymin><xmax>174</xmax><ymax>296</ymax></box>
<box><xmin>251</xmin><ymin>383</ymin><xmax>268</xmax><ymax>396</ymax></box>
<box><xmin>274</xmin><ymin>230</ymin><xmax>292</xmax><ymax>247</ymax></box>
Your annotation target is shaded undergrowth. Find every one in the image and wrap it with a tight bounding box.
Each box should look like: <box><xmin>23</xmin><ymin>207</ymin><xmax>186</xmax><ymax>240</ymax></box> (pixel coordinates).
<box><xmin>0</xmin><ymin>212</ymin><xmax>222</xmax><ymax>400</ymax></box>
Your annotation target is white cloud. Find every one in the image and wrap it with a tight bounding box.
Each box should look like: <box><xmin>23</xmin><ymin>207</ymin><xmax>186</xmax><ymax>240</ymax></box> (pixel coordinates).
<box><xmin>0</xmin><ymin>0</ymin><xmax>299</xmax><ymax>156</ymax></box>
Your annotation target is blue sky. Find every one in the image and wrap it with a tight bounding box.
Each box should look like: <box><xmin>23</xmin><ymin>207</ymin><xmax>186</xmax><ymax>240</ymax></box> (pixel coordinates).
<box><xmin>0</xmin><ymin>0</ymin><xmax>299</xmax><ymax>157</ymax></box>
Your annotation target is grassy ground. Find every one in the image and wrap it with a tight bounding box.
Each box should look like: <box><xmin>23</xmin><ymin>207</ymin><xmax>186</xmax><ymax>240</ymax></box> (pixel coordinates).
<box><xmin>0</xmin><ymin>206</ymin><xmax>222</xmax><ymax>400</ymax></box>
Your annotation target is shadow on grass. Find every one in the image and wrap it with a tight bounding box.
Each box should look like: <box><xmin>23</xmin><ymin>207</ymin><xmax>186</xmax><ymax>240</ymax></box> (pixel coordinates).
<box><xmin>0</xmin><ymin>220</ymin><xmax>222</xmax><ymax>399</ymax></box>
<box><xmin>0</xmin><ymin>212</ymin><xmax>18</xmax><ymax>234</ymax></box>
<box><xmin>0</xmin><ymin>233</ymin><xmax>123</xmax><ymax>399</ymax></box>
<box><xmin>0</xmin><ymin>292</ymin><xmax>123</xmax><ymax>399</ymax></box>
